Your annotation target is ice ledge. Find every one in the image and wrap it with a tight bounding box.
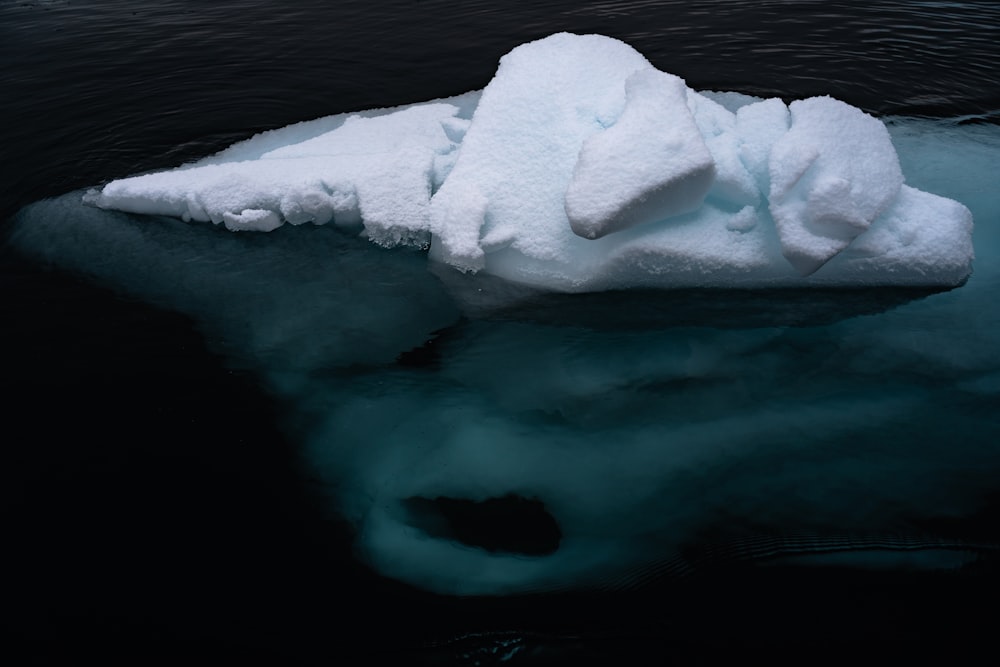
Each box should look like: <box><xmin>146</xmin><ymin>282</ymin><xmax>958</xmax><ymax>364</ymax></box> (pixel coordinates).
<box><xmin>84</xmin><ymin>32</ymin><xmax>974</xmax><ymax>291</ymax></box>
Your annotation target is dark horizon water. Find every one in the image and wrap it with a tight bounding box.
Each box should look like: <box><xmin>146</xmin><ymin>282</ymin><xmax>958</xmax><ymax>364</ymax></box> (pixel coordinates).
<box><xmin>4</xmin><ymin>1</ymin><xmax>1000</xmax><ymax>664</ymax></box>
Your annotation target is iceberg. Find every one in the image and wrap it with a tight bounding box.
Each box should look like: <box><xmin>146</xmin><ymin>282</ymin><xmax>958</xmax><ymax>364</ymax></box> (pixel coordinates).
<box><xmin>9</xmin><ymin>112</ymin><xmax>1000</xmax><ymax>598</ymax></box>
<box><xmin>15</xmin><ymin>32</ymin><xmax>996</xmax><ymax>598</ymax></box>
<box><xmin>82</xmin><ymin>32</ymin><xmax>974</xmax><ymax>291</ymax></box>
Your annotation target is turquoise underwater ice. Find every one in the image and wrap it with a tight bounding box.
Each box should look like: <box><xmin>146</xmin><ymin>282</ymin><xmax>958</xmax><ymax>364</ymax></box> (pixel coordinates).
<box><xmin>10</xmin><ymin>33</ymin><xmax>1000</xmax><ymax>595</ymax></box>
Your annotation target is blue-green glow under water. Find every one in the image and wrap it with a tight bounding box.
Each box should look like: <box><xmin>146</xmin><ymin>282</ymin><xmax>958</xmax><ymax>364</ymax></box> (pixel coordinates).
<box><xmin>10</xmin><ymin>116</ymin><xmax>1000</xmax><ymax>597</ymax></box>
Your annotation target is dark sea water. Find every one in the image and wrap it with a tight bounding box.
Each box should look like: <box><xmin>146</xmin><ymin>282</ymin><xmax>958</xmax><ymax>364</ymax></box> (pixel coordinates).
<box><xmin>3</xmin><ymin>1</ymin><xmax>1000</xmax><ymax>664</ymax></box>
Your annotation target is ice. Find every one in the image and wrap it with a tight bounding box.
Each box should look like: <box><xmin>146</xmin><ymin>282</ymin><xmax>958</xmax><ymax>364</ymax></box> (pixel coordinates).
<box><xmin>768</xmin><ymin>96</ymin><xmax>905</xmax><ymax>275</ymax></box>
<box><xmin>428</xmin><ymin>31</ymin><xmax>656</xmax><ymax>272</ymax></box>
<box><xmin>564</xmin><ymin>69</ymin><xmax>716</xmax><ymax>240</ymax></box>
<box><xmin>86</xmin><ymin>102</ymin><xmax>467</xmax><ymax>245</ymax></box>
<box><xmin>83</xmin><ymin>32</ymin><xmax>974</xmax><ymax>290</ymax></box>
<box><xmin>9</xmin><ymin>113</ymin><xmax>1000</xmax><ymax>595</ymax></box>
<box><xmin>16</xmin><ymin>32</ymin><xmax>995</xmax><ymax>596</ymax></box>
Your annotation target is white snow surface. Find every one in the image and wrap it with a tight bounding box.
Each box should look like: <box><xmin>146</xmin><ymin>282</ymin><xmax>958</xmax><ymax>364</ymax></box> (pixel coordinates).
<box><xmin>84</xmin><ymin>32</ymin><xmax>974</xmax><ymax>289</ymax></box>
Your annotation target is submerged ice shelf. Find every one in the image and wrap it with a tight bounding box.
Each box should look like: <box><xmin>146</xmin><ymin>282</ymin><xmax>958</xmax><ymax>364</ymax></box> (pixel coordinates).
<box><xmin>83</xmin><ymin>33</ymin><xmax>974</xmax><ymax>291</ymax></box>
<box><xmin>10</xmin><ymin>59</ymin><xmax>1000</xmax><ymax>595</ymax></box>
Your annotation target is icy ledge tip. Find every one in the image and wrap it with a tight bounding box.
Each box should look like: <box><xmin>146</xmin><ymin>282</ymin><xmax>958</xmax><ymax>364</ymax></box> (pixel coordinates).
<box><xmin>84</xmin><ymin>32</ymin><xmax>974</xmax><ymax>291</ymax></box>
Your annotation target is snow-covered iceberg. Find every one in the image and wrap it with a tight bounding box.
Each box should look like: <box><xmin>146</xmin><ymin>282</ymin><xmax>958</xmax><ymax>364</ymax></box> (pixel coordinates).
<box><xmin>10</xmin><ymin>79</ymin><xmax>1000</xmax><ymax>598</ymax></box>
<box><xmin>83</xmin><ymin>32</ymin><xmax>973</xmax><ymax>290</ymax></box>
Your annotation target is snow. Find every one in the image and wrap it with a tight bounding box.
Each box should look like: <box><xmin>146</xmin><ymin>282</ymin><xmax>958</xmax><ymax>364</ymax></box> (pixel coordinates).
<box><xmin>83</xmin><ymin>32</ymin><xmax>974</xmax><ymax>290</ymax></box>
<box><xmin>88</xmin><ymin>102</ymin><xmax>466</xmax><ymax>245</ymax></box>
<box><xmin>564</xmin><ymin>69</ymin><xmax>716</xmax><ymax>240</ymax></box>
<box><xmin>768</xmin><ymin>96</ymin><xmax>905</xmax><ymax>275</ymax></box>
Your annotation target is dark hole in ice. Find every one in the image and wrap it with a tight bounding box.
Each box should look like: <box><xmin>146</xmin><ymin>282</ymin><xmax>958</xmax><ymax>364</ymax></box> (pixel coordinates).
<box><xmin>403</xmin><ymin>494</ymin><xmax>561</xmax><ymax>556</ymax></box>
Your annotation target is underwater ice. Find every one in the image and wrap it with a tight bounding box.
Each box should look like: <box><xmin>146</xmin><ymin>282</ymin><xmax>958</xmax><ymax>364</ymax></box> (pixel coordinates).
<box><xmin>13</xmin><ymin>33</ymin><xmax>1000</xmax><ymax>597</ymax></box>
<box><xmin>83</xmin><ymin>33</ymin><xmax>974</xmax><ymax>290</ymax></box>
